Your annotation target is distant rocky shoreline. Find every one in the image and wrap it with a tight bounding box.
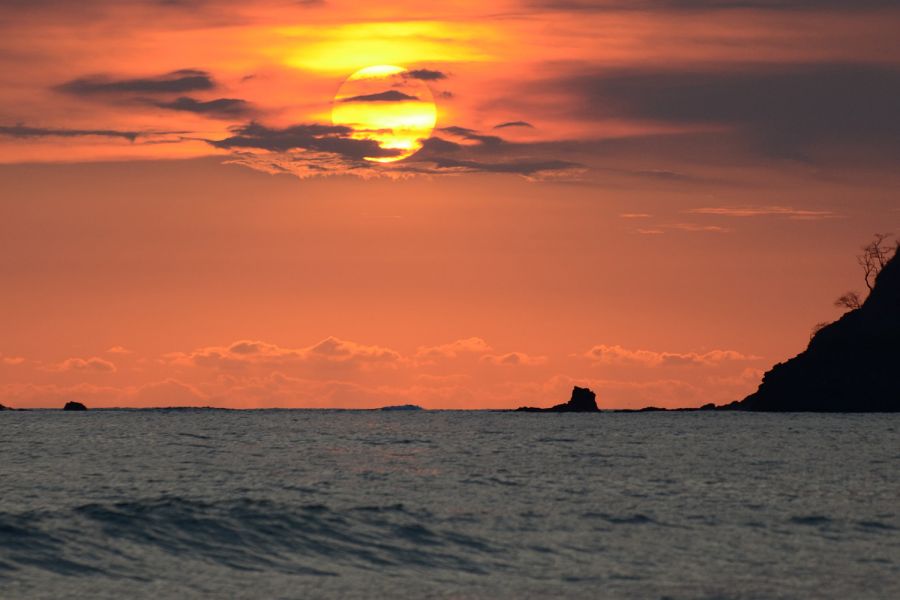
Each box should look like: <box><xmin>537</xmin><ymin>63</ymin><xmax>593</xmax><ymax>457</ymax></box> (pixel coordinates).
<box><xmin>4</xmin><ymin>251</ymin><xmax>897</xmax><ymax>416</ymax></box>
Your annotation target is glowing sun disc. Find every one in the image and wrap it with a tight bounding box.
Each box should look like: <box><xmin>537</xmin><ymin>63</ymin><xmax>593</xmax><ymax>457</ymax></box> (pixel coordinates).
<box><xmin>331</xmin><ymin>65</ymin><xmax>437</xmax><ymax>163</ymax></box>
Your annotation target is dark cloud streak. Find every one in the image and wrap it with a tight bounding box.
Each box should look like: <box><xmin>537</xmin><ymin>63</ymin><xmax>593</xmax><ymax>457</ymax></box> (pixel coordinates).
<box><xmin>151</xmin><ymin>96</ymin><xmax>252</xmax><ymax>118</ymax></box>
<box><xmin>494</xmin><ymin>121</ymin><xmax>534</xmax><ymax>129</ymax></box>
<box><xmin>564</xmin><ymin>62</ymin><xmax>900</xmax><ymax>158</ymax></box>
<box><xmin>339</xmin><ymin>90</ymin><xmax>420</xmax><ymax>103</ymax></box>
<box><xmin>439</xmin><ymin>126</ymin><xmax>504</xmax><ymax>147</ymax></box>
<box><xmin>410</xmin><ymin>156</ymin><xmax>582</xmax><ymax>176</ymax></box>
<box><xmin>57</xmin><ymin>69</ymin><xmax>214</xmax><ymax>96</ymax></box>
<box><xmin>0</xmin><ymin>124</ymin><xmax>140</xmax><ymax>141</ymax></box>
<box><xmin>209</xmin><ymin>122</ymin><xmax>402</xmax><ymax>160</ymax></box>
<box><xmin>406</xmin><ymin>69</ymin><xmax>448</xmax><ymax>81</ymax></box>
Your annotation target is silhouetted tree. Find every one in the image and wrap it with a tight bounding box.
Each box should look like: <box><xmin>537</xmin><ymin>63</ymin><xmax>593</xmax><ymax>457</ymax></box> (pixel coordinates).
<box><xmin>810</xmin><ymin>321</ymin><xmax>830</xmax><ymax>339</ymax></box>
<box><xmin>834</xmin><ymin>291</ymin><xmax>862</xmax><ymax>311</ymax></box>
<box><xmin>830</xmin><ymin>234</ymin><xmax>897</xmax><ymax>315</ymax></box>
<box><xmin>858</xmin><ymin>233</ymin><xmax>896</xmax><ymax>292</ymax></box>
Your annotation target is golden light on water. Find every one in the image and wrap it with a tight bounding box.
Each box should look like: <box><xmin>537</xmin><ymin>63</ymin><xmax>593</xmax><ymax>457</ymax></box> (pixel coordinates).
<box><xmin>331</xmin><ymin>65</ymin><xmax>437</xmax><ymax>163</ymax></box>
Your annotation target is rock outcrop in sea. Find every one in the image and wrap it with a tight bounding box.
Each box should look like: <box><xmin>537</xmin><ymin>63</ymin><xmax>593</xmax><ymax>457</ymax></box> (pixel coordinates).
<box><xmin>732</xmin><ymin>250</ymin><xmax>899</xmax><ymax>412</ymax></box>
<box><xmin>516</xmin><ymin>386</ymin><xmax>600</xmax><ymax>412</ymax></box>
<box><xmin>63</xmin><ymin>401</ymin><xmax>88</xmax><ymax>411</ymax></box>
<box><xmin>0</xmin><ymin>403</ymin><xmax>10</xmax><ymax>411</ymax></box>
<box><xmin>380</xmin><ymin>404</ymin><xmax>424</xmax><ymax>411</ymax></box>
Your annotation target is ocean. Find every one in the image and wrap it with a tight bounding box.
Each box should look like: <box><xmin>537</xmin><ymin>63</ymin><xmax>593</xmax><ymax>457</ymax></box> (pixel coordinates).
<box><xmin>2</xmin><ymin>410</ymin><xmax>898</xmax><ymax>599</ymax></box>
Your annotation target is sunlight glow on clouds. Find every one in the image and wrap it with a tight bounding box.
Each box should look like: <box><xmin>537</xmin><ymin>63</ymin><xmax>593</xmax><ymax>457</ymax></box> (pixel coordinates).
<box><xmin>584</xmin><ymin>345</ymin><xmax>759</xmax><ymax>368</ymax></box>
<box><xmin>278</xmin><ymin>21</ymin><xmax>498</xmax><ymax>73</ymax></box>
<box><xmin>46</xmin><ymin>357</ymin><xmax>118</xmax><ymax>373</ymax></box>
<box><xmin>1</xmin><ymin>335</ymin><xmax>767</xmax><ymax>410</ymax></box>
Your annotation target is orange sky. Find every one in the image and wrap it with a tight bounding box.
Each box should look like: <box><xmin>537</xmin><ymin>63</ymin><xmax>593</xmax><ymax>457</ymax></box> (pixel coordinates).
<box><xmin>1</xmin><ymin>0</ymin><xmax>899</xmax><ymax>409</ymax></box>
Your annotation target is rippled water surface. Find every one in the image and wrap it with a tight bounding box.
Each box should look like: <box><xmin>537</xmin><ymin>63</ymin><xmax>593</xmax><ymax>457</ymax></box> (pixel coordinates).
<box><xmin>2</xmin><ymin>410</ymin><xmax>899</xmax><ymax>599</ymax></box>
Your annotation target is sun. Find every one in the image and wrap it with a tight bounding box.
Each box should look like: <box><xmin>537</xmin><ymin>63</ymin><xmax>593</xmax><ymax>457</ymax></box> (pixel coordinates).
<box><xmin>331</xmin><ymin>65</ymin><xmax>437</xmax><ymax>163</ymax></box>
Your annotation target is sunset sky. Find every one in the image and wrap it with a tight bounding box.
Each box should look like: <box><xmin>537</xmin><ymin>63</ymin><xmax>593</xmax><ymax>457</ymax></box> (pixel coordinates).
<box><xmin>1</xmin><ymin>0</ymin><xmax>899</xmax><ymax>409</ymax></box>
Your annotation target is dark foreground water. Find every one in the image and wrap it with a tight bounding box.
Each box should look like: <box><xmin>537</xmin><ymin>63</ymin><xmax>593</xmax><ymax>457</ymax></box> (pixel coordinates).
<box><xmin>1</xmin><ymin>410</ymin><xmax>898</xmax><ymax>599</ymax></box>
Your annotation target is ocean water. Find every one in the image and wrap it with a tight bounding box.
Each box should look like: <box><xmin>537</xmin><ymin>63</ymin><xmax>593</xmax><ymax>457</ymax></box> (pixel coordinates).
<box><xmin>1</xmin><ymin>410</ymin><xmax>898</xmax><ymax>599</ymax></box>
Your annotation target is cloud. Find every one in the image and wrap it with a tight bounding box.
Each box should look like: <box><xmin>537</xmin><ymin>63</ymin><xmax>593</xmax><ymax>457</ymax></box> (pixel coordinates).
<box><xmin>416</xmin><ymin>156</ymin><xmax>583</xmax><ymax>178</ymax></box>
<box><xmin>620</xmin><ymin>213</ymin><xmax>652</xmax><ymax>219</ymax></box>
<box><xmin>306</xmin><ymin>337</ymin><xmax>402</xmax><ymax>364</ymax></box>
<box><xmin>635</xmin><ymin>222</ymin><xmax>731</xmax><ymax>234</ymax></box>
<box><xmin>1</xmin><ymin>334</ymin><xmax>767</xmax><ymax>409</ymax></box>
<box><xmin>214</xmin><ymin>122</ymin><xmax>583</xmax><ymax>180</ymax></box>
<box><xmin>526</xmin><ymin>0</ymin><xmax>900</xmax><ymax>12</ymax></box>
<box><xmin>406</xmin><ymin>125</ymin><xmax>584</xmax><ymax>179</ymax></box>
<box><xmin>617</xmin><ymin>169</ymin><xmax>705</xmax><ymax>183</ymax></box>
<box><xmin>494</xmin><ymin>121</ymin><xmax>534</xmax><ymax>129</ymax></box>
<box><xmin>439</xmin><ymin>126</ymin><xmax>503</xmax><ymax>147</ymax></box>
<box><xmin>48</xmin><ymin>357</ymin><xmax>117</xmax><ymax>373</ymax></box>
<box><xmin>0</xmin><ymin>0</ymin><xmax>327</xmax><ymax>29</ymax></box>
<box><xmin>57</xmin><ymin>69</ymin><xmax>215</xmax><ymax>96</ymax></box>
<box><xmin>339</xmin><ymin>90</ymin><xmax>420</xmax><ymax>103</ymax></box>
<box><xmin>174</xmin><ymin>335</ymin><xmax>550</xmax><ymax>381</ymax></box>
<box><xmin>406</xmin><ymin>69</ymin><xmax>448</xmax><ymax>81</ymax></box>
<box><xmin>107</xmin><ymin>346</ymin><xmax>132</xmax><ymax>354</ymax></box>
<box><xmin>562</xmin><ymin>63</ymin><xmax>900</xmax><ymax>159</ymax></box>
<box><xmin>666</xmin><ymin>223</ymin><xmax>731</xmax><ymax>233</ymax></box>
<box><xmin>151</xmin><ymin>96</ymin><xmax>252</xmax><ymax>118</ymax></box>
<box><xmin>226</xmin><ymin>146</ymin><xmax>585</xmax><ymax>181</ymax></box>
<box><xmin>228</xmin><ymin>340</ymin><xmax>272</xmax><ymax>355</ymax></box>
<box><xmin>2</xmin><ymin>356</ymin><xmax>26</xmax><ymax>366</ymax></box>
<box><xmin>419</xmin><ymin>137</ymin><xmax>463</xmax><ymax>153</ymax></box>
<box><xmin>481</xmin><ymin>352</ymin><xmax>547</xmax><ymax>366</ymax></box>
<box><xmin>416</xmin><ymin>338</ymin><xmax>493</xmax><ymax>360</ymax></box>
<box><xmin>209</xmin><ymin>122</ymin><xmax>403</xmax><ymax>160</ymax></box>
<box><xmin>0</xmin><ymin>125</ymin><xmax>140</xmax><ymax>141</ymax></box>
<box><xmin>687</xmin><ymin>206</ymin><xmax>837</xmax><ymax>220</ymax></box>
<box><xmin>584</xmin><ymin>344</ymin><xmax>757</xmax><ymax>367</ymax></box>
<box><xmin>167</xmin><ymin>337</ymin><xmax>403</xmax><ymax>371</ymax></box>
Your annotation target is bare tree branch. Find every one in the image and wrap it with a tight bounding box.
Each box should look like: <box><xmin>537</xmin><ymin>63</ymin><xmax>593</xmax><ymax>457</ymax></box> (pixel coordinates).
<box><xmin>857</xmin><ymin>233</ymin><xmax>895</xmax><ymax>292</ymax></box>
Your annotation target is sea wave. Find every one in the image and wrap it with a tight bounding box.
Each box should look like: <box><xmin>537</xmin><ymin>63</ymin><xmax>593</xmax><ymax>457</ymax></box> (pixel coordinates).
<box><xmin>0</xmin><ymin>497</ymin><xmax>502</xmax><ymax>581</ymax></box>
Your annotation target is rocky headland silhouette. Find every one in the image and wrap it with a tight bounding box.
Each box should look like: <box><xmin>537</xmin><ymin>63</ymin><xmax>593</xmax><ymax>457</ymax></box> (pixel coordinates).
<box><xmin>728</xmin><ymin>249</ymin><xmax>899</xmax><ymax>412</ymax></box>
<box><xmin>63</xmin><ymin>401</ymin><xmax>88</xmax><ymax>411</ymax></box>
<box><xmin>516</xmin><ymin>386</ymin><xmax>600</xmax><ymax>412</ymax></box>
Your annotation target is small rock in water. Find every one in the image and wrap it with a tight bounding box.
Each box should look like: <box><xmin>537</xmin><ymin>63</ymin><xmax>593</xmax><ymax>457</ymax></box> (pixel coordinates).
<box><xmin>63</xmin><ymin>401</ymin><xmax>88</xmax><ymax>411</ymax></box>
<box><xmin>516</xmin><ymin>386</ymin><xmax>600</xmax><ymax>412</ymax></box>
<box><xmin>380</xmin><ymin>404</ymin><xmax>424</xmax><ymax>411</ymax></box>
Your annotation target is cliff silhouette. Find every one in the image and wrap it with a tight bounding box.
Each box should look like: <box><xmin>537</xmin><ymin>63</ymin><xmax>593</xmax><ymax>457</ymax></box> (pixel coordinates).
<box><xmin>733</xmin><ymin>250</ymin><xmax>899</xmax><ymax>412</ymax></box>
